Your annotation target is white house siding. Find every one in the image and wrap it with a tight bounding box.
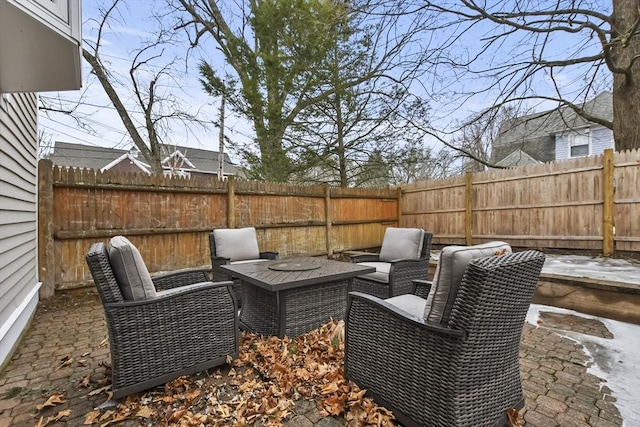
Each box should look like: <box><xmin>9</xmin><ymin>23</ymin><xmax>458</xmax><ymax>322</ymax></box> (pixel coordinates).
<box><xmin>0</xmin><ymin>92</ymin><xmax>40</xmax><ymax>368</ymax></box>
<box><xmin>555</xmin><ymin>133</ymin><xmax>570</xmax><ymax>160</ymax></box>
<box><xmin>591</xmin><ymin>126</ymin><xmax>614</xmax><ymax>154</ymax></box>
<box><xmin>555</xmin><ymin>126</ymin><xmax>614</xmax><ymax>161</ymax></box>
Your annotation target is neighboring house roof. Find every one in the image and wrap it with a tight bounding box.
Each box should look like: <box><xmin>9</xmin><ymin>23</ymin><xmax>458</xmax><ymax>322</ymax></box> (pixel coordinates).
<box><xmin>48</xmin><ymin>142</ymin><xmax>129</xmax><ymax>170</ymax></box>
<box><xmin>47</xmin><ymin>142</ymin><xmax>239</xmax><ymax>176</ymax></box>
<box><xmin>495</xmin><ymin>149</ymin><xmax>541</xmax><ymax>168</ymax></box>
<box><xmin>491</xmin><ymin>92</ymin><xmax>613</xmax><ymax>164</ymax></box>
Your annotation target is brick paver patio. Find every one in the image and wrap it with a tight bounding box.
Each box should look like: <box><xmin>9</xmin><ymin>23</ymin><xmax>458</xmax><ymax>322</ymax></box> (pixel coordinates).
<box><xmin>0</xmin><ymin>290</ymin><xmax>624</xmax><ymax>426</ymax></box>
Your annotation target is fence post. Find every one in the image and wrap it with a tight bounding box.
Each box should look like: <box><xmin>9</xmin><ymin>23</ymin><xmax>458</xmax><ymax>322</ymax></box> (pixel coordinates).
<box><xmin>38</xmin><ymin>160</ymin><xmax>55</xmax><ymax>298</ymax></box>
<box><xmin>325</xmin><ymin>186</ymin><xmax>332</xmax><ymax>257</ymax></box>
<box><xmin>227</xmin><ymin>176</ymin><xmax>236</xmax><ymax>228</ymax></box>
<box><xmin>397</xmin><ymin>187</ymin><xmax>403</xmax><ymax>227</ymax></box>
<box><xmin>602</xmin><ymin>149</ymin><xmax>615</xmax><ymax>256</ymax></box>
<box><xmin>465</xmin><ymin>172</ymin><xmax>473</xmax><ymax>245</ymax></box>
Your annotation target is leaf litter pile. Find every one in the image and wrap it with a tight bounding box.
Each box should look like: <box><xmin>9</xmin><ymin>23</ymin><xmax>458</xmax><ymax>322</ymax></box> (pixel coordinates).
<box><xmin>79</xmin><ymin>320</ymin><xmax>397</xmax><ymax>426</ymax></box>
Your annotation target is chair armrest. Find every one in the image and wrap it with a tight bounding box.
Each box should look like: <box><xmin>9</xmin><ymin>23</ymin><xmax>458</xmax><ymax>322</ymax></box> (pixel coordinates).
<box><xmin>386</xmin><ymin>258</ymin><xmax>430</xmax><ymax>295</ymax></box>
<box><xmin>412</xmin><ymin>279</ymin><xmax>432</xmax><ymax>299</ymax></box>
<box><xmin>387</xmin><ymin>256</ymin><xmax>428</xmax><ymax>265</ymax></box>
<box><xmin>347</xmin><ymin>291</ymin><xmax>464</xmax><ymax>338</ymax></box>
<box><xmin>107</xmin><ymin>281</ymin><xmax>234</xmax><ymax>308</ymax></box>
<box><xmin>349</xmin><ymin>254</ymin><xmax>380</xmax><ymax>263</ymax></box>
<box><xmin>212</xmin><ymin>256</ymin><xmax>231</xmax><ymax>269</ymax></box>
<box><xmin>152</xmin><ymin>268</ymin><xmax>211</xmax><ymax>291</ymax></box>
<box><xmin>260</xmin><ymin>251</ymin><xmax>279</xmax><ymax>260</ymax></box>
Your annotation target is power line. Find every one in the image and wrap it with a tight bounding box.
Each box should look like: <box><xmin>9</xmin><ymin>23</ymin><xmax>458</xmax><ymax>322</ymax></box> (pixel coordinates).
<box><xmin>39</xmin><ymin>124</ymin><xmax>105</xmax><ymax>146</ymax></box>
<box><xmin>40</xmin><ymin>116</ymin><xmax>129</xmax><ymax>138</ymax></box>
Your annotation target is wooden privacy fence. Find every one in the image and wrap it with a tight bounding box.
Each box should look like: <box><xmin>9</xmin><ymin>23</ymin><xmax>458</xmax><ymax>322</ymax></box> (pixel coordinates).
<box><xmin>402</xmin><ymin>148</ymin><xmax>640</xmax><ymax>255</ymax></box>
<box><xmin>37</xmin><ymin>160</ymin><xmax>400</xmax><ymax>293</ymax></box>
<box><xmin>38</xmin><ymin>148</ymin><xmax>640</xmax><ymax>294</ymax></box>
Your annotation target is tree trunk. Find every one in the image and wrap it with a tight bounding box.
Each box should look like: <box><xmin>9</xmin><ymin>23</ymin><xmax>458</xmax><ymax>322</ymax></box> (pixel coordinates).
<box><xmin>255</xmin><ymin>125</ymin><xmax>290</xmax><ymax>182</ymax></box>
<box><xmin>82</xmin><ymin>49</ymin><xmax>163</xmax><ymax>174</ymax></box>
<box><xmin>334</xmin><ymin>89</ymin><xmax>348</xmax><ymax>187</ymax></box>
<box><xmin>611</xmin><ymin>0</ymin><xmax>640</xmax><ymax>152</ymax></box>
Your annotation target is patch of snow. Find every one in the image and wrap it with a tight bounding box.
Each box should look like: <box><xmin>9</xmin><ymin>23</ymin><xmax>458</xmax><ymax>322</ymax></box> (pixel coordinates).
<box><xmin>541</xmin><ymin>255</ymin><xmax>640</xmax><ymax>285</ymax></box>
<box><xmin>526</xmin><ymin>304</ymin><xmax>640</xmax><ymax>426</ymax></box>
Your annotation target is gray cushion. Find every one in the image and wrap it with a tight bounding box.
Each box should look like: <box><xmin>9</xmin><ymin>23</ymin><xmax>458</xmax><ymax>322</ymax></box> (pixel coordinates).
<box><xmin>425</xmin><ymin>241</ymin><xmax>511</xmax><ymax>324</ymax></box>
<box><xmin>213</xmin><ymin>227</ymin><xmax>260</xmax><ymax>262</ymax></box>
<box><xmin>379</xmin><ymin>227</ymin><xmax>424</xmax><ymax>262</ymax></box>
<box><xmin>386</xmin><ymin>294</ymin><xmax>427</xmax><ymax>319</ymax></box>
<box><xmin>108</xmin><ymin>236</ymin><xmax>156</xmax><ymax>301</ymax></box>
<box><xmin>357</xmin><ymin>261</ymin><xmax>391</xmax><ymax>283</ymax></box>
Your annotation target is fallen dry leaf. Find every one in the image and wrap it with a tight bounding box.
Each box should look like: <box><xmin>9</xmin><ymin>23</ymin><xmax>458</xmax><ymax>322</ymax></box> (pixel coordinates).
<box><xmin>79</xmin><ymin>374</ymin><xmax>91</xmax><ymax>388</ymax></box>
<box><xmin>99</xmin><ymin>412</ymin><xmax>128</xmax><ymax>426</ymax></box>
<box><xmin>322</xmin><ymin>394</ymin><xmax>347</xmax><ymax>415</ymax></box>
<box><xmin>99</xmin><ymin>410</ymin><xmax>114</xmax><ymax>422</ymax></box>
<box><xmin>321</xmin><ymin>382</ymin><xmax>340</xmax><ymax>395</ymax></box>
<box><xmin>88</xmin><ymin>385</ymin><xmax>111</xmax><ymax>396</ymax></box>
<box><xmin>216</xmin><ymin>403</ymin><xmax>232</xmax><ymax>418</ymax></box>
<box><xmin>185</xmin><ymin>389</ymin><xmax>201</xmax><ymax>402</ymax></box>
<box><xmin>36</xmin><ymin>393</ymin><xmax>66</xmax><ymax>411</ymax></box>
<box><xmin>84</xmin><ymin>410</ymin><xmax>100</xmax><ymax>424</ymax></box>
<box><xmin>331</xmin><ymin>320</ymin><xmax>345</xmax><ymax>344</ymax></box>
<box><xmin>47</xmin><ymin>409</ymin><xmax>71</xmax><ymax>423</ymax></box>
<box><xmin>135</xmin><ymin>406</ymin><xmax>155</xmax><ymax>418</ymax></box>
<box><xmin>58</xmin><ymin>356</ymin><xmax>74</xmax><ymax>369</ymax></box>
<box><xmin>168</xmin><ymin>409</ymin><xmax>186</xmax><ymax>422</ymax></box>
<box><xmin>155</xmin><ymin>395</ymin><xmax>174</xmax><ymax>404</ymax></box>
<box><xmin>34</xmin><ymin>409</ymin><xmax>72</xmax><ymax>427</ymax></box>
<box><xmin>507</xmin><ymin>407</ymin><xmax>524</xmax><ymax>427</ymax></box>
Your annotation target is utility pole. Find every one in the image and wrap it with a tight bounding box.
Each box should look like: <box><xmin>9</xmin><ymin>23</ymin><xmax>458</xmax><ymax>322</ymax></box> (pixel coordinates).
<box><xmin>218</xmin><ymin>93</ymin><xmax>226</xmax><ymax>180</ymax></box>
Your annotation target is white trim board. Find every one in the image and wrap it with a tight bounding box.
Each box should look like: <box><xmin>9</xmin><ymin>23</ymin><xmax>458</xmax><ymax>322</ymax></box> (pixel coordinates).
<box><xmin>0</xmin><ymin>282</ymin><xmax>40</xmax><ymax>370</ymax></box>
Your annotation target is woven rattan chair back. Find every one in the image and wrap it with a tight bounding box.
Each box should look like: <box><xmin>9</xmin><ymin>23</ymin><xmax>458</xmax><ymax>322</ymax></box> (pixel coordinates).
<box><xmin>418</xmin><ymin>231</ymin><xmax>433</xmax><ymax>259</ymax></box>
<box><xmin>85</xmin><ymin>242</ymin><xmax>125</xmax><ymax>304</ymax></box>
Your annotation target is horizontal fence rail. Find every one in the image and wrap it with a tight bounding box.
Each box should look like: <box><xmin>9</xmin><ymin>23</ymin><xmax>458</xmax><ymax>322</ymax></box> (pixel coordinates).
<box><xmin>38</xmin><ymin>148</ymin><xmax>640</xmax><ymax>293</ymax></box>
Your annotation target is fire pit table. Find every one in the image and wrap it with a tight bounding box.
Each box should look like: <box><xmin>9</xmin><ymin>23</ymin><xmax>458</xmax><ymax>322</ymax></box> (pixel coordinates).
<box><xmin>221</xmin><ymin>256</ymin><xmax>375</xmax><ymax>338</ymax></box>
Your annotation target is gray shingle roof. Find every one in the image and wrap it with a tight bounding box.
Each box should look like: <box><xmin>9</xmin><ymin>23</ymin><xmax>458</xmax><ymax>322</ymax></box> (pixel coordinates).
<box><xmin>47</xmin><ymin>142</ymin><xmax>238</xmax><ymax>175</ymax></box>
<box><xmin>48</xmin><ymin>142</ymin><xmax>128</xmax><ymax>170</ymax></box>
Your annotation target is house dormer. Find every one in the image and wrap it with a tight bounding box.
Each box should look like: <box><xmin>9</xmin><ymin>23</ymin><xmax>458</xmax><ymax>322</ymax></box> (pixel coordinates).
<box><xmin>0</xmin><ymin>0</ymin><xmax>82</xmax><ymax>92</ymax></box>
<box><xmin>162</xmin><ymin>149</ymin><xmax>196</xmax><ymax>170</ymax></box>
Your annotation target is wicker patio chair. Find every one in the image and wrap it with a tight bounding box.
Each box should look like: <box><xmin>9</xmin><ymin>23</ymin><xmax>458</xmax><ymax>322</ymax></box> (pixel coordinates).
<box><xmin>345</xmin><ymin>249</ymin><xmax>545</xmax><ymax>427</ymax></box>
<box><xmin>348</xmin><ymin>227</ymin><xmax>433</xmax><ymax>298</ymax></box>
<box><xmin>209</xmin><ymin>227</ymin><xmax>278</xmax><ymax>306</ymax></box>
<box><xmin>85</xmin><ymin>238</ymin><xmax>239</xmax><ymax>399</ymax></box>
